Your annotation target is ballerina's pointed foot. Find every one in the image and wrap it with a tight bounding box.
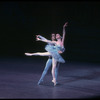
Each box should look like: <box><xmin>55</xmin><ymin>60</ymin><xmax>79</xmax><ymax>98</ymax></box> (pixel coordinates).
<box><xmin>52</xmin><ymin>79</ymin><xmax>57</xmax><ymax>86</ymax></box>
<box><xmin>25</xmin><ymin>53</ymin><xmax>33</xmax><ymax>56</ymax></box>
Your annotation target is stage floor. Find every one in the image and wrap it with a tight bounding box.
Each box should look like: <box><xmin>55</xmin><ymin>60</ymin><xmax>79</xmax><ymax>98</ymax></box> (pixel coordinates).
<box><xmin>0</xmin><ymin>57</ymin><xmax>100</xmax><ymax>99</ymax></box>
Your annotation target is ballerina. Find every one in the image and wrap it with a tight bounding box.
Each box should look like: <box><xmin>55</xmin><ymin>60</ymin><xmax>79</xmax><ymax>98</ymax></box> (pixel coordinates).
<box><xmin>37</xmin><ymin>33</ymin><xmax>60</xmax><ymax>85</ymax></box>
<box><xmin>25</xmin><ymin>22</ymin><xmax>68</xmax><ymax>86</ymax></box>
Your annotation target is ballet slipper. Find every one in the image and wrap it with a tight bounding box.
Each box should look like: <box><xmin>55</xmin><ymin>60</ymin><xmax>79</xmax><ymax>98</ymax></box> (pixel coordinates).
<box><xmin>52</xmin><ymin>79</ymin><xmax>57</xmax><ymax>86</ymax></box>
<box><xmin>25</xmin><ymin>53</ymin><xmax>33</xmax><ymax>56</ymax></box>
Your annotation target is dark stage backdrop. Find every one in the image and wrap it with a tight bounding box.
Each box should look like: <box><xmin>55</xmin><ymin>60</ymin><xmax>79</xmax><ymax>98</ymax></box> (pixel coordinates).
<box><xmin>0</xmin><ymin>1</ymin><xmax>100</xmax><ymax>63</ymax></box>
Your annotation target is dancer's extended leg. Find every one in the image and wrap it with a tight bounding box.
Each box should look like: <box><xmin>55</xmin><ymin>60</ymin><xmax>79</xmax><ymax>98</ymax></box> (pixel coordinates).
<box><xmin>55</xmin><ymin>62</ymin><xmax>60</xmax><ymax>83</ymax></box>
<box><xmin>38</xmin><ymin>58</ymin><xmax>52</xmax><ymax>85</ymax></box>
<box><xmin>51</xmin><ymin>58</ymin><xmax>57</xmax><ymax>86</ymax></box>
<box><xmin>25</xmin><ymin>52</ymin><xmax>51</xmax><ymax>56</ymax></box>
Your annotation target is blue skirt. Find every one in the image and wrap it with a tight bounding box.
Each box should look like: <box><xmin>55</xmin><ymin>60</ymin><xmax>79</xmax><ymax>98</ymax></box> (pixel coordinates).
<box><xmin>45</xmin><ymin>44</ymin><xmax>65</xmax><ymax>63</ymax></box>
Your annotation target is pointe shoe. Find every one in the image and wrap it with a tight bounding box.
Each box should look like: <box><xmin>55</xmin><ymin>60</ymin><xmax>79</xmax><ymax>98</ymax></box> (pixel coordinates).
<box><xmin>25</xmin><ymin>53</ymin><xmax>32</xmax><ymax>56</ymax></box>
<box><xmin>52</xmin><ymin>79</ymin><xmax>57</xmax><ymax>86</ymax></box>
<box><xmin>52</xmin><ymin>80</ymin><xmax>58</xmax><ymax>84</ymax></box>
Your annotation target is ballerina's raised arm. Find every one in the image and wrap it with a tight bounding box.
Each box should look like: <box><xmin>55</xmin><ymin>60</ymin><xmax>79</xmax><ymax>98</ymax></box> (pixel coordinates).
<box><xmin>62</xmin><ymin>22</ymin><xmax>68</xmax><ymax>46</ymax></box>
<box><xmin>36</xmin><ymin>35</ymin><xmax>56</xmax><ymax>45</ymax></box>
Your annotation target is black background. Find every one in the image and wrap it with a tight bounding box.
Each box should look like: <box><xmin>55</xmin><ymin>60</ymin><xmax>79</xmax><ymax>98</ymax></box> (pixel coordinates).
<box><xmin>0</xmin><ymin>1</ymin><xmax>100</xmax><ymax>63</ymax></box>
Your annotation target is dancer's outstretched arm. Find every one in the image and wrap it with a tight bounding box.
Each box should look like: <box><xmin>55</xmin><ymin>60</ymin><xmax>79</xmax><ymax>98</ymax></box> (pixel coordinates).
<box><xmin>62</xmin><ymin>22</ymin><xmax>68</xmax><ymax>46</ymax></box>
<box><xmin>36</xmin><ymin>35</ymin><xmax>56</xmax><ymax>45</ymax></box>
<box><xmin>36</xmin><ymin>35</ymin><xmax>47</xmax><ymax>41</ymax></box>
